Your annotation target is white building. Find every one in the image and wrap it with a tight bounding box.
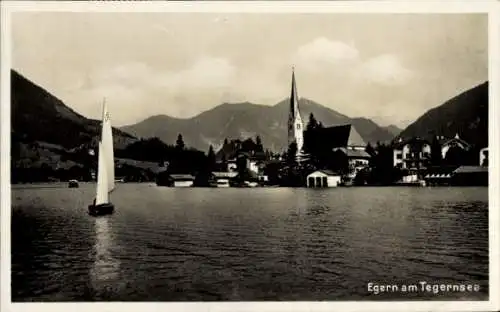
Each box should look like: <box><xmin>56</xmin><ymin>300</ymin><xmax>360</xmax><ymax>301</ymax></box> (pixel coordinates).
<box><xmin>393</xmin><ymin>137</ymin><xmax>431</xmax><ymax>169</ymax></box>
<box><xmin>168</xmin><ymin>174</ymin><xmax>194</xmax><ymax>187</ymax></box>
<box><xmin>248</xmin><ymin>158</ymin><xmax>260</xmax><ymax>175</ymax></box>
<box><xmin>211</xmin><ymin>171</ymin><xmax>238</xmax><ymax>187</ymax></box>
<box><xmin>306</xmin><ymin>170</ymin><xmax>341</xmax><ymax>188</ymax></box>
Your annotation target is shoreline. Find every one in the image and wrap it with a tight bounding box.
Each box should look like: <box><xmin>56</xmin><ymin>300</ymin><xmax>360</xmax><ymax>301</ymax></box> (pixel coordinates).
<box><xmin>10</xmin><ymin>182</ymin><xmax>488</xmax><ymax>189</ymax></box>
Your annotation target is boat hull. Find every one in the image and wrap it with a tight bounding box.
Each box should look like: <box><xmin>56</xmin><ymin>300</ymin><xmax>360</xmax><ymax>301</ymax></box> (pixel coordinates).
<box><xmin>68</xmin><ymin>181</ymin><xmax>79</xmax><ymax>188</ymax></box>
<box><xmin>88</xmin><ymin>203</ymin><xmax>114</xmax><ymax>216</ymax></box>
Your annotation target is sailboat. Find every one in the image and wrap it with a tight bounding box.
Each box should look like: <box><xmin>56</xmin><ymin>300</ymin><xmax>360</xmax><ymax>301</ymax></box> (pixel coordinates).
<box><xmin>88</xmin><ymin>100</ymin><xmax>115</xmax><ymax>216</ymax></box>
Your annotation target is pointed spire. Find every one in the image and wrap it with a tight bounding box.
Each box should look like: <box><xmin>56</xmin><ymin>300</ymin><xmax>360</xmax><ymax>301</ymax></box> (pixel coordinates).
<box><xmin>455</xmin><ymin>133</ymin><xmax>460</xmax><ymax>139</ymax></box>
<box><xmin>290</xmin><ymin>66</ymin><xmax>299</xmax><ymax>119</ymax></box>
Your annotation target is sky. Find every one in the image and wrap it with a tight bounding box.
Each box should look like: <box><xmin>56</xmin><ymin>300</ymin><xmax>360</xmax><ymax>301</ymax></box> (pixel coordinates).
<box><xmin>12</xmin><ymin>12</ymin><xmax>487</xmax><ymax>128</ymax></box>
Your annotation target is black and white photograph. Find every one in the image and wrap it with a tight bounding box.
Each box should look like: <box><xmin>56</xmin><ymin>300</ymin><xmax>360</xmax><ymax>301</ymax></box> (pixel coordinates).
<box><xmin>1</xmin><ymin>1</ymin><xmax>498</xmax><ymax>311</ymax></box>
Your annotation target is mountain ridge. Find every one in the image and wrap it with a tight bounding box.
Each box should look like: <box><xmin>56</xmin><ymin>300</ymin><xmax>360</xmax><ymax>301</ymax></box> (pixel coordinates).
<box><xmin>121</xmin><ymin>97</ymin><xmax>395</xmax><ymax>152</ymax></box>
<box><xmin>398</xmin><ymin>81</ymin><xmax>488</xmax><ymax>148</ymax></box>
<box><xmin>11</xmin><ymin>69</ymin><xmax>137</xmax><ymax>150</ymax></box>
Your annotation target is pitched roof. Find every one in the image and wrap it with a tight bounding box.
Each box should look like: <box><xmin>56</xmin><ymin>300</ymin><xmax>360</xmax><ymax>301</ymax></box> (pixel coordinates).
<box><xmin>215</xmin><ymin>141</ymin><xmax>239</xmax><ymax>161</ymax></box>
<box><xmin>392</xmin><ymin>137</ymin><xmax>431</xmax><ymax>149</ymax></box>
<box><xmin>347</xmin><ymin>125</ymin><xmax>366</xmax><ymax>147</ymax></box>
<box><xmin>169</xmin><ymin>174</ymin><xmax>195</xmax><ymax>180</ymax></box>
<box><xmin>442</xmin><ymin>137</ymin><xmax>471</xmax><ymax>149</ymax></box>
<box><xmin>334</xmin><ymin>147</ymin><xmax>371</xmax><ymax>158</ymax></box>
<box><xmin>212</xmin><ymin>171</ymin><xmax>238</xmax><ymax>178</ymax></box>
<box><xmin>453</xmin><ymin>166</ymin><xmax>488</xmax><ymax>174</ymax></box>
<box><xmin>307</xmin><ymin>169</ymin><xmax>340</xmax><ymax>176</ymax></box>
<box><xmin>305</xmin><ymin>124</ymin><xmax>352</xmax><ymax>150</ymax></box>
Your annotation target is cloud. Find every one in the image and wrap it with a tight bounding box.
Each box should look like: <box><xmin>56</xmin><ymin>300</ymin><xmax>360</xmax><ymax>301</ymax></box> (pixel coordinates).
<box><xmin>291</xmin><ymin>38</ymin><xmax>413</xmax><ymax>87</ymax></box>
<box><xmin>58</xmin><ymin>56</ymin><xmax>238</xmax><ymax>123</ymax></box>
<box><xmin>354</xmin><ymin>54</ymin><xmax>414</xmax><ymax>86</ymax></box>
<box><xmin>293</xmin><ymin>37</ymin><xmax>359</xmax><ymax>71</ymax></box>
<box><xmin>91</xmin><ymin>56</ymin><xmax>236</xmax><ymax>91</ymax></box>
<box><xmin>163</xmin><ymin>56</ymin><xmax>237</xmax><ymax>90</ymax></box>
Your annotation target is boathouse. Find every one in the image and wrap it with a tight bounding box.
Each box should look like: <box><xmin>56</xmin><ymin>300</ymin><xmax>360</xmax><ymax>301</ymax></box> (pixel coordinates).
<box><xmin>451</xmin><ymin>166</ymin><xmax>488</xmax><ymax>186</ymax></box>
<box><xmin>211</xmin><ymin>171</ymin><xmax>238</xmax><ymax>187</ymax></box>
<box><xmin>306</xmin><ymin>170</ymin><xmax>341</xmax><ymax>188</ymax></box>
<box><xmin>163</xmin><ymin>174</ymin><xmax>195</xmax><ymax>187</ymax></box>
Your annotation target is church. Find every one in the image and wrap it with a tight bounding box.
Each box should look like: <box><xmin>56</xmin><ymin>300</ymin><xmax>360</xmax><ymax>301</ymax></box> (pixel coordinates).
<box><xmin>286</xmin><ymin>68</ymin><xmax>371</xmax><ymax>177</ymax></box>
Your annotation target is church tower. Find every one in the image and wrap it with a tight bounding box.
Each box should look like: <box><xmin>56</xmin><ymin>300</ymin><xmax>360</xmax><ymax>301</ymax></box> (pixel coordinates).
<box><xmin>288</xmin><ymin>67</ymin><xmax>304</xmax><ymax>157</ymax></box>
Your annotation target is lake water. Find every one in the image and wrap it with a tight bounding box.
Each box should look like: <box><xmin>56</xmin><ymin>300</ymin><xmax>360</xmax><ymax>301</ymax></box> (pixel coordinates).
<box><xmin>11</xmin><ymin>184</ymin><xmax>489</xmax><ymax>301</ymax></box>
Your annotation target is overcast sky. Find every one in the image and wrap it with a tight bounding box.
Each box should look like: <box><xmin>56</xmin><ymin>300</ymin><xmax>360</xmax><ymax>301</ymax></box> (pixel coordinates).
<box><xmin>12</xmin><ymin>12</ymin><xmax>487</xmax><ymax>128</ymax></box>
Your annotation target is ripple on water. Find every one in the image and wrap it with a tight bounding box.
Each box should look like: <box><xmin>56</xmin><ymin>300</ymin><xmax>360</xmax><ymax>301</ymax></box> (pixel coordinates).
<box><xmin>11</xmin><ymin>185</ymin><xmax>489</xmax><ymax>301</ymax></box>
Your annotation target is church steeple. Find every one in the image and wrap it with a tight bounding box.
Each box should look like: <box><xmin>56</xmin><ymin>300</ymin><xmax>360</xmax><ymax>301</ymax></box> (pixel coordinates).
<box><xmin>290</xmin><ymin>66</ymin><xmax>299</xmax><ymax>120</ymax></box>
<box><xmin>287</xmin><ymin>67</ymin><xmax>304</xmax><ymax>157</ymax></box>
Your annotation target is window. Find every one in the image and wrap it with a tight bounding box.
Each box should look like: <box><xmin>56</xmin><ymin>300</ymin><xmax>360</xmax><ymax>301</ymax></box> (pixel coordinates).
<box><xmin>396</xmin><ymin>154</ymin><xmax>402</xmax><ymax>159</ymax></box>
<box><xmin>296</xmin><ymin>124</ymin><xmax>301</xmax><ymax>130</ymax></box>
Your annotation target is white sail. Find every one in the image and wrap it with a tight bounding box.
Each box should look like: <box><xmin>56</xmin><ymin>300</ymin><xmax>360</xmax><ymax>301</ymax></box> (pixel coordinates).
<box><xmin>95</xmin><ymin>142</ymin><xmax>109</xmax><ymax>205</ymax></box>
<box><xmin>101</xmin><ymin>100</ymin><xmax>115</xmax><ymax>192</ymax></box>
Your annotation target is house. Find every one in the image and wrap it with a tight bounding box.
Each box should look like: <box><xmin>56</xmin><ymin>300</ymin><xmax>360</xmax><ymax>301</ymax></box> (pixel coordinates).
<box><xmin>211</xmin><ymin>171</ymin><xmax>238</xmax><ymax>187</ymax></box>
<box><xmin>306</xmin><ymin>170</ymin><xmax>341</xmax><ymax>188</ymax></box>
<box><xmin>333</xmin><ymin>147</ymin><xmax>371</xmax><ymax>178</ymax></box>
<box><xmin>480</xmin><ymin>147</ymin><xmax>488</xmax><ymax>166</ymax></box>
<box><xmin>441</xmin><ymin>133</ymin><xmax>471</xmax><ymax>160</ymax></box>
<box><xmin>248</xmin><ymin>157</ymin><xmax>261</xmax><ymax>174</ymax></box>
<box><xmin>392</xmin><ymin>137</ymin><xmax>431</xmax><ymax>170</ymax></box>
<box><xmin>157</xmin><ymin>173</ymin><xmax>194</xmax><ymax>187</ymax></box>
<box><xmin>215</xmin><ymin>139</ymin><xmax>266</xmax><ymax>173</ymax></box>
<box><xmin>451</xmin><ymin>166</ymin><xmax>488</xmax><ymax>186</ymax></box>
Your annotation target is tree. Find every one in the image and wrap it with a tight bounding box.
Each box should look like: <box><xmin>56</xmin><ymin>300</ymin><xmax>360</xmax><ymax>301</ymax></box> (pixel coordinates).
<box><xmin>286</xmin><ymin>142</ymin><xmax>298</xmax><ymax>165</ymax></box>
<box><xmin>207</xmin><ymin>145</ymin><xmax>216</xmax><ymax>171</ymax></box>
<box><xmin>304</xmin><ymin>113</ymin><xmax>320</xmax><ymax>159</ymax></box>
<box><xmin>365</xmin><ymin>142</ymin><xmax>375</xmax><ymax>157</ymax></box>
<box><xmin>236</xmin><ymin>154</ymin><xmax>251</xmax><ymax>183</ymax></box>
<box><xmin>306</xmin><ymin>113</ymin><xmax>319</xmax><ymax>131</ymax></box>
<box><xmin>241</xmin><ymin>138</ymin><xmax>256</xmax><ymax>153</ymax></box>
<box><xmin>255</xmin><ymin>136</ymin><xmax>264</xmax><ymax>153</ymax></box>
<box><xmin>430</xmin><ymin>136</ymin><xmax>442</xmax><ymax>166</ymax></box>
<box><xmin>175</xmin><ymin>133</ymin><xmax>185</xmax><ymax>150</ymax></box>
<box><xmin>223</xmin><ymin>138</ymin><xmax>228</xmax><ymax>146</ymax></box>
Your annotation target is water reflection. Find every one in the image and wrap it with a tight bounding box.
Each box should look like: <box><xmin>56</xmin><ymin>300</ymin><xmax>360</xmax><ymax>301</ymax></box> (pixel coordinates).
<box><xmin>11</xmin><ymin>185</ymin><xmax>489</xmax><ymax>301</ymax></box>
<box><xmin>90</xmin><ymin>217</ymin><xmax>121</xmax><ymax>298</ymax></box>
